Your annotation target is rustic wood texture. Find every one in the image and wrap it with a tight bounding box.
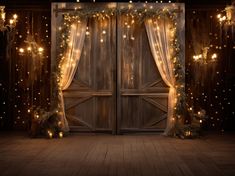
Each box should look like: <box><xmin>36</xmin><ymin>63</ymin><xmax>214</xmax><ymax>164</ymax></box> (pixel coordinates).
<box><xmin>0</xmin><ymin>133</ymin><xmax>235</xmax><ymax>176</ymax></box>
<box><xmin>63</xmin><ymin>10</ymin><xmax>169</xmax><ymax>133</ymax></box>
<box><xmin>118</xmin><ymin>15</ymin><xmax>168</xmax><ymax>133</ymax></box>
<box><xmin>63</xmin><ymin>13</ymin><xmax>117</xmax><ymax>133</ymax></box>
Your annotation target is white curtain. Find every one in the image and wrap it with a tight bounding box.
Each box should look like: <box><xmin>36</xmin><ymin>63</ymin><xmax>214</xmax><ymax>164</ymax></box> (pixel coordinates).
<box><xmin>145</xmin><ymin>19</ymin><xmax>176</xmax><ymax>135</ymax></box>
<box><xmin>59</xmin><ymin>19</ymin><xmax>87</xmax><ymax>132</ymax></box>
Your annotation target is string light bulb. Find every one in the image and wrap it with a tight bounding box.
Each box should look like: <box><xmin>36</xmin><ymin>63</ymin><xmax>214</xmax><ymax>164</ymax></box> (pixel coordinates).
<box><xmin>9</xmin><ymin>19</ymin><xmax>14</xmax><ymax>24</ymax></box>
<box><xmin>27</xmin><ymin>47</ymin><xmax>32</xmax><ymax>51</ymax></box>
<box><xmin>19</xmin><ymin>48</ymin><xmax>24</xmax><ymax>53</ymax></box>
<box><xmin>211</xmin><ymin>53</ymin><xmax>217</xmax><ymax>59</ymax></box>
<box><xmin>59</xmin><ymin>132</ymin><xmax>63</xmax><ymax>138</ymax></box>
<box><xmin>47</xmin><ymin>130</ymin><xmax>53</xmax><ymax>139</ymax></box>
<box><xmin>13</xmin><ymin>14</ymin><xmax>17</xmax><ymax>20</ymax></box>
<box><xmin>38</xmin><ymin>47</ymin><xmax>44</xmax><ymax>54</ymax></box>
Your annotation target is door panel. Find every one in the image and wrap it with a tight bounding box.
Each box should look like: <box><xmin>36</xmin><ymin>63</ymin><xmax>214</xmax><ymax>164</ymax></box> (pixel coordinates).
<box><xmin>63</xmin><ymin>9</ymin><xmax>169</xmax><ymax>133</ymax></box>
<box><xmin>64</xmin><ymin>15</ymin><xmax>116</xmax><ymax>133</ymax></box>
<box><xmin>117</xmin><ymin>14</ymin><xmax>169</xmax><ymax>133</ymax></box>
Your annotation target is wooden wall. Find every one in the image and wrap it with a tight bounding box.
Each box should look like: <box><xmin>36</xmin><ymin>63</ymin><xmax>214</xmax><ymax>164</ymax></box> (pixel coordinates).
<box><xmin>0</xmin><ymin>0</ymin><xmax>234</xmax><ymax>131</ymax></box>
<box><xmin>0</xmin><ymin>3</ymin><xmax>51</xmax><ymax>130</ymax></box>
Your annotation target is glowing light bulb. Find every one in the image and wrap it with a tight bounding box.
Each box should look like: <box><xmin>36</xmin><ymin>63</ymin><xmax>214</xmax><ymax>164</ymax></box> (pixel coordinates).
<box><xmin>13</xmin><ymin>14</ymin><xmax>18</xmax><ymax>20</ymax></box>
<box><xmin>19</xmin><ymin>48</ymin><xmax>24</xmax><ymax>53</ymax></box>
<box><xmin>27</xmin><ymin>47</ymin><xmax>32</xmax><ymax>51</ymax></box>
<box><xmin>9</xmin><ymin>19</ymin><xmax>14</xmax><ymax>24</ymax></box>
<box><xmin>1</xmin><ymin>12</ymin><xmax>5</xmax><ymax>20</ymax></box>
<box><xmin>38</xmin><ymin>47</ymin><xmax>44</xmax><ymax>53</ymax></box>
<box><xmin>48</xmin><ymin>131</ymin><xmax>53</xmax><ymax>139</ymax></box>
<box><xmin>211</xmin><ymin>53</ymin><xmax>217</xmax><ymax>59</ymax></box>
<box><xmin>102</xmin><ymin>30</ymin><xmax>106</xmax><ymax>34</ymax></box>
<box><xmin>59</xmin><ymin>132</ymin><xmax>63</xmax><ymax>138</ymax></box>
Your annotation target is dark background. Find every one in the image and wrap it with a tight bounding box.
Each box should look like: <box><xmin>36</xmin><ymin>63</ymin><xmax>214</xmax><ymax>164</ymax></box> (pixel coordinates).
<box><xmin>0</xmin><ymin>0</ymin><xmax>234</xmax><ymax>131</ymax></box>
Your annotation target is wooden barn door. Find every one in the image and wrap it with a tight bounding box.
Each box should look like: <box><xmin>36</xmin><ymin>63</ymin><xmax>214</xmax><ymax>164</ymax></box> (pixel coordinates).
<box><xmin>63</xmin><ymin>13</ymin><xmax>169</xmax><ymax>134</ymax></box>
<box><xmin>117</xmin><ymin>16</ymin><xmax>169</xmax><ymax>133</ymax></box>
<box><xmin>63</xmin><ymin>16</ymin><xmax>117</xmax><ymax>133</ymax></box>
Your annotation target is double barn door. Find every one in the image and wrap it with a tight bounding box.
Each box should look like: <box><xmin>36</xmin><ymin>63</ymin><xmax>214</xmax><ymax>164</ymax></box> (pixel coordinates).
<box><xmin>63</xmin><ymin>14</ymin><xmax>169</xmax><ymax>134</ymax></box>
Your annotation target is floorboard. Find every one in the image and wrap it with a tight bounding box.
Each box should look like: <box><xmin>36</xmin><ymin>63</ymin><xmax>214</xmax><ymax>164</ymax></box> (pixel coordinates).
<box><xmin>0</xmin><ymin>132</ymin><xmax>235</xmax><ymax>176</ymax></box>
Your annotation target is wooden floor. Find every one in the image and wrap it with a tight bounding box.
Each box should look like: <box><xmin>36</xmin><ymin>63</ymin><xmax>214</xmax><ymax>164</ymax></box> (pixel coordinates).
<box><xmin>0</xmin><ymin>132</ymin><xmax>235</xmax><ymax>176</ymax></box>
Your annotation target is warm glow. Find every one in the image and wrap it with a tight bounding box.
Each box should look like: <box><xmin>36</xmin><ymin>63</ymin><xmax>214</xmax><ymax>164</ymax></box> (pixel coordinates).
<box><xmin>13</xmin><ymin>14</ymin><xmax>18</xmax><ymax>20</ymax></box>
<box><xmin>1</xmin><ymin>13</ymin><xmax>5</xmax><ymax>20</ymax></box>
<box><xmin>48</xmin><ymin>131</ymin><xmax>53</xmax><ymax>138</ymax></box>
<box><xmin>9</xmin><ymin>19</ymin><xmax>14</xmax><ymax>24</ymax></box>
<box><xmin>19</xmin><ymin>48</ymin><xmax>24</xmax><ymax>53</ymax></box>
<box><xmin>211</xmin><ymin>53</ymin><xmax>217</xmax><ymax>59</ymax></box>
<box><xmin>58</xmin><ymin>121</ymin><xmax>62</xmax><ymax>126</ymax></box>
<box><xmin>185</xmin><ymin>131</ymin><xmax>191</xmax><ymax>137</ymax></box>
<box><xmin>193</xmin><ymin>54</ymin><xmax>203</xmax><ymax>61</ymax></box>
<box><xmin>27</xmin><ymin>47</ymin><xmax>32</xmax><ymax>51</ymax></box>
<box><xmin>59</xmin><ymin>132</ymin><xmax>63</xmax><ymax>138</ymax></box>
<box><xmin>218</xmin><ymin>15</ymin><xmax>227</xmax><ymax>22</ymax></box>
<box><xmin>38</xmin><ymin>47</ymin><xmax>44</xmax><ymax>53</ymax></box>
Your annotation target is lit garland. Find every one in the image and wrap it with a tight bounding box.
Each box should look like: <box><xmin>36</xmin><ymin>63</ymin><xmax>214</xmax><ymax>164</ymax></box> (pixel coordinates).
<box><xmin>185</xmin><ymin>7</ymin><xmax>235</xmax><ymax>133</ymax></box>
<box><xmin>54</xmin><ymin>5</ymin><xmax>185</xmax><ymax>135</ymax></box>
<box><xmin>0</xmin><ymin>6</ymin><xmax>18</xmax><ymax>129</ymax></box>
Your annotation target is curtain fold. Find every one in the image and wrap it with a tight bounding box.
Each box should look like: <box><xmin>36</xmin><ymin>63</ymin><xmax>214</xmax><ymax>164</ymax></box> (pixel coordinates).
<box><xmin>145</xmin><ymin>19</ymin><xmax>176</xmax><ymax>135</ymax></box>
<box><xmin>59</xmin><ymin>19</ymin><xmax>87</xmax><ymax>132</ymax></box>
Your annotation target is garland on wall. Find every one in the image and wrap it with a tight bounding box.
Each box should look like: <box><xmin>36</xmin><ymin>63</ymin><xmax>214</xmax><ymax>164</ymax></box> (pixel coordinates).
<box><xmin>53</xmin><ymin>5</ymin><xmax>186</xmax><ymax>137</ymax></box>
